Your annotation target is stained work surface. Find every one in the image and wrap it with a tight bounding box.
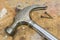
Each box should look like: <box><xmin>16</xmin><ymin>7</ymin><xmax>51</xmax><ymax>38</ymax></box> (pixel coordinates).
<box><xmin>0</xmin><ymin>0</ymin><xmax>60</xmax><ymax>40</ymax></box>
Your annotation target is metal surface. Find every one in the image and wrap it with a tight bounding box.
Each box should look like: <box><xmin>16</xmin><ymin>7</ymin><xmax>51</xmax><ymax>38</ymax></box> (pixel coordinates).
<box><xmin>5</xmin><ymin>5</ymin><xmax>58</xmax><ymax>40</ymax></box>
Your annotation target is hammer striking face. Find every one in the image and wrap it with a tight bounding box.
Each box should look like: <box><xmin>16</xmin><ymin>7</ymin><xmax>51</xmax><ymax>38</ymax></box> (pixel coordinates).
<box><xmin>5</xmin><ymin>5</ymin><xmax>58</xmax><ymax>40</ymax></box>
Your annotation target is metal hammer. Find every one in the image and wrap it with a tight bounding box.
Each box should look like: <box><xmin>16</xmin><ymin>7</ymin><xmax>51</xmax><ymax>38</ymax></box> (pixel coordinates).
<box><xmin>5</xmin><ymin>5</ymin><xmax>58</xmax><ymax>40</ymax></box>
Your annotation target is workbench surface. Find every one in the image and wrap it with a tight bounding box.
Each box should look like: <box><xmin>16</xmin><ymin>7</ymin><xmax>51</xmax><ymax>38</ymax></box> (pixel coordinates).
<box><xmin>0</xmin><ymin>0</ymin><xmax>60</xmax><ymax>40</ymax></box>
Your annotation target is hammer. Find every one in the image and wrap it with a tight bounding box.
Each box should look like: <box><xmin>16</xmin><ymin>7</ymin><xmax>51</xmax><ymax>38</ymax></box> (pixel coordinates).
<box><xmin>5</xmin><ymin>5</ymin><xmax>58</xmax><ymax>40</ymax></box>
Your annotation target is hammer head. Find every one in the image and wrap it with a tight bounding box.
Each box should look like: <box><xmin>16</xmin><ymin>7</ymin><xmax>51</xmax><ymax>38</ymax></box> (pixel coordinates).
<box><xmin>5</xmin><ymin>5</ymin><xmax>47</xmax><ymax>36</ymax></box>
<box><xmin>15</xmin><ymin>5</ymin><xmax>47</xmax><ymax>22</ymax></box>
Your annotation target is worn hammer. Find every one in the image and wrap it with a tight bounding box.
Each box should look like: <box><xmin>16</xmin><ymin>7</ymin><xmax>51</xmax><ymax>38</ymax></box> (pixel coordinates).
<box><xmin>5</xmin><ymin>5</ymin><xmax>58</xmax><ymax>40</ymax></box>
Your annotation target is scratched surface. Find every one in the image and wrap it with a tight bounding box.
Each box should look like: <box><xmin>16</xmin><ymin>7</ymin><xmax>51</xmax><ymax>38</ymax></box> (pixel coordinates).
<box><xmin>0</xmin><ymin>0</ymin><xmax>60</xmax><ymax>40</ymax></box>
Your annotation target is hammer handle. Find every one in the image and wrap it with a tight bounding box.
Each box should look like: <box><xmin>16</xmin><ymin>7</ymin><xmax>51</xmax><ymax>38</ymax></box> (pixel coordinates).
<box><xmin>28</xmin><ymin>20</ymin><xmax>58</xmax><ymax>40</ymax></box>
